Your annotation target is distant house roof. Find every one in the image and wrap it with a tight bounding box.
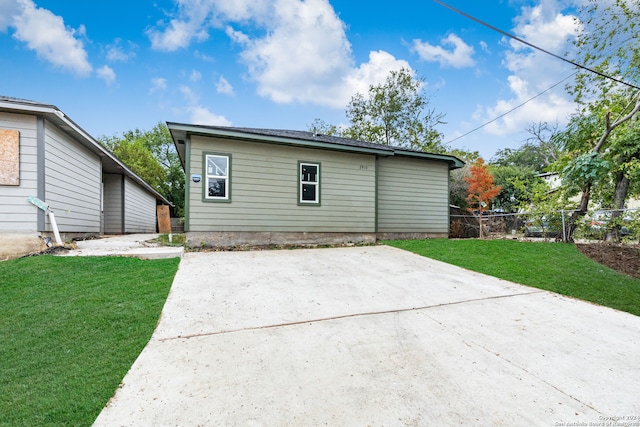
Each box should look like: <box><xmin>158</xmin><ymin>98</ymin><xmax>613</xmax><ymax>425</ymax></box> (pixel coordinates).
<box><xmin>0</xmin><ymin>96</ymin><xmax>171</xmax><ymax>205</ymax></box>
<box><xmin>167</xmin><ymin>122</ymin><xmax>465</xmax><ymax>170</ymax></box>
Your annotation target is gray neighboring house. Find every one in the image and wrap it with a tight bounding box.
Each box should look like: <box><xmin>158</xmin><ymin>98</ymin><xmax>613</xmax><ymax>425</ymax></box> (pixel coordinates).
<box><xmin>0</xmin><ymin>97</ymin><xmax>170</xmax><ymax>258</ymax></box>
<box><xmin>168</xmin><ymin>122</ymin><xmax>464</xmax><ymax>248</ymax></box>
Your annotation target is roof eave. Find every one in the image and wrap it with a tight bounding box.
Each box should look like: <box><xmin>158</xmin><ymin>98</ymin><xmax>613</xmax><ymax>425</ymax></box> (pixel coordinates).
<box><xmin>1</xmin><ymin>98</ymin><xmax>172</xmax><ymax>205</ymax></box>
<box><xmin>167</xmin><ymin>122</ymin><xmax>393</xmax><ymax>157</ymax></box>
<box><xmin>393</xmin><ymin>149</ymin><xmax>465</xmax><ymax>170</ymax></box>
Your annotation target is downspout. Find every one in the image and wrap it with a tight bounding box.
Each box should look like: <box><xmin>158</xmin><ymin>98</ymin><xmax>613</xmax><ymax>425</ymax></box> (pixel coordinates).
<box><xmin>36</xmin><ymin>116</ymin><xmax>46</xmax><ymax>231</ymax></box>
<box><xmin>121</xmin><ymin>175</ymin><xmax>126</xmax><ymax>234</ymax></box>
<box><xmin>184</xmin><ymin>137</ymin><xmax>191</xmax><ymax>232</ymax></box>
<box><xmin>374</xmin><ymin>156</ymin><xmax>379</xmax><ymax>234</ymax></box>
<box><xmin>447</xmin><ymin>166</ymin><xmax>451</xmax><ymax>238</ymax></box>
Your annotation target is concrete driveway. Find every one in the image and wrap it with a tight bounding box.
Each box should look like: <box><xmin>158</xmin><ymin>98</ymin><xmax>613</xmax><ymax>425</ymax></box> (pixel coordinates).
<box><xmin>93</xmin><ymin>245</ymin><xmax>640</xmax><ymax>426</ymax></box>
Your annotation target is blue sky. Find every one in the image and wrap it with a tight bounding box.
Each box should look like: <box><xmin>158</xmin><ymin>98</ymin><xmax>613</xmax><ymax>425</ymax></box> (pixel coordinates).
<box><xmin>0</xmin><ymin>0</ymin><xmax>582</xmax><ymax>159</ymax></box>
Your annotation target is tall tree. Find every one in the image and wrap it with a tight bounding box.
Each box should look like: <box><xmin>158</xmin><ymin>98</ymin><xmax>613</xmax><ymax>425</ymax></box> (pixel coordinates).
<box><xmin>307</xmin><ymin>118</ymin><xmax>342</xmax><ymax>137</ymax></box>
<box><xmin>465</xmin><ymin>158</ymin><xmax>502</xmax><ymax>238</ymax></box>
<box><xmin>561</xmin><ymin>0</ymin><xmax>640</xmax><ymax>241</ymax></box>
<box><xmin>342</xmin><ymin>68</ymin><xmax>447</xmax><ymax>153</ymax></box>
<box><xmin>492</xmin><ymin>122</ymin><xmax>562</xmax><ymax>172</ymax></box>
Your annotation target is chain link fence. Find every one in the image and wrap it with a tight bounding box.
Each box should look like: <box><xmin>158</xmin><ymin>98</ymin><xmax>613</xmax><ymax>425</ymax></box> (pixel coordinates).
<box><xmin>450</xmin><ymin>206</ymin><xmax>640</xmax><ymax>243</ymax></box>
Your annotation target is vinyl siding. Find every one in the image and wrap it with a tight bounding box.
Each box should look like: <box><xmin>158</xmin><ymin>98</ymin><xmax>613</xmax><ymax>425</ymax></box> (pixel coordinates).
<box><xmin>44</xmin><ymin>121</ymin><xmax>101</xmax><ymax>232</ymax></box>
<box><xmin>188</xmin><ymin>136</ymin><xmax>376</xmax><ymax>232</ymax></box>
<box><xmin>0</xmin><ymin>112</ymin><xmax>38</xmax><ymax>232</ymax></box>
<box><xmin>377</xmin><ymin>156</ymin><xmax>450</xmax><ymax>233</ymax></box>
<box><xmin>124</xmin><ymin>177</ymin><xmax>156</xmax><ymax>233</ymax></box>
<box><xmin>103</xmin><ymin>173</ymin><xmax>123</xmax><ymax>234</ymax></box>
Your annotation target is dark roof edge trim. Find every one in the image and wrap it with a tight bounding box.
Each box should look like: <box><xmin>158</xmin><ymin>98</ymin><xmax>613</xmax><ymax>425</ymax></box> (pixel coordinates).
<box><xmin>393</xmin><ymin>149</ymin><xmax>465</xmax><ymax>170</ymax></box>
<box><xmin>167</xmin><ymin>123</ymin><xmax>393</xmax><ymax>156</ymax></box>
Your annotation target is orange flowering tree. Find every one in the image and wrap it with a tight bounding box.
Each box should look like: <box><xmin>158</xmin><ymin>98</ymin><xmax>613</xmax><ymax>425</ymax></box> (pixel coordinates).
<box><xmin>465</xmin><ymin>158</ymin><xmax>502</xmax><ymax>238</ymax></box>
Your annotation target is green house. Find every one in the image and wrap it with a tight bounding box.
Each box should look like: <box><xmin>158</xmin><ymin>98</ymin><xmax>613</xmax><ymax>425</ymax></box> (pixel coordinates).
<box><xmin>168</xmin><ymin>123</ymin><xmax>464</xmax><ymax>248</ymax></box>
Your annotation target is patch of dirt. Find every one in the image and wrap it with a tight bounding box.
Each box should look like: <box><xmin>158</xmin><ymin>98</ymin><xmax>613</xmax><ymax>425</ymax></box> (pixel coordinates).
<box><xmin>576</xmin><ymin>243</ymin><xmax>640</xmax><ymax>279</ymax></box>
<box><xmin>20</xmin><ymin>245</ymin><xmax>71</xmax><ymax>258</ymax></box>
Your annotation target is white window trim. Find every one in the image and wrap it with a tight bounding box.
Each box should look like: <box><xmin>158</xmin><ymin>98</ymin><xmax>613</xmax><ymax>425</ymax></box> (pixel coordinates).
<box><xmin>299</xmin><ymin>162</ymin><xmax>320</xmax><ymax>204</ymax></box>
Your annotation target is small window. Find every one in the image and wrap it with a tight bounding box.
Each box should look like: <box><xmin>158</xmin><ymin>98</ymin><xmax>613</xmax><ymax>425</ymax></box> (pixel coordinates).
<box><xmin>299</xmin><ymin>162</ymin><xmax>320</xmax><ymax>204</ymax></box>
<box><xmin>205</xmin><ymin>154</ymin><xmax>229</xmax><ymax>200</ymax></box>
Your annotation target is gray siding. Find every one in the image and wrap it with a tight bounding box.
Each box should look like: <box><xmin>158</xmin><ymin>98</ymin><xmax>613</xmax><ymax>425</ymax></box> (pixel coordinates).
<box><xmin>0</xmin><ymin>112</ymin><xmax>39</xmax><ymax>232</ymax></box>
<box><xmin>103</xmin><ymin>173</ymin><xmax>123</xmax><ymax>234</ymax></box>
<box><xmin>44</xmin><ymin>121</ymin><xmax>101</xmax><ymax>232</ymax></box>
<box><xmin>188</xmin><ymin>136</ymin><xmax>377</xmax><ymax>232</ymax></box>
<box><xmin>377</xmin><ymin>156</ymin><xmax>450</xmax><ymax>233</ymax></box>
<box><xmin>124</xmin><ymin>177</ymin><xmax>156</xmax><ymax>233</ymax></box>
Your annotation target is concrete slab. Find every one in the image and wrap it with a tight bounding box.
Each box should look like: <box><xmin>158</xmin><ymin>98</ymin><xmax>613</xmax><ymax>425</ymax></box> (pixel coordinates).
<box><xmin>93</xmin><ymin>246</ymin><xmax>640</xmax><ymax>426</ymax></box>
<box><xmin>60</xmin><ymin>234</ymin><xmax>183</xmax><ymax>260</ymax></box>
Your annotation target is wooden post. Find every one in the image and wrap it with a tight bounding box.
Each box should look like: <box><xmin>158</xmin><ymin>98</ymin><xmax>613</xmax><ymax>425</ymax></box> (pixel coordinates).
<box><xmin>157</xmin><ymin>205</ymin><xmax>172</xmax><ymax>233</ymax></box>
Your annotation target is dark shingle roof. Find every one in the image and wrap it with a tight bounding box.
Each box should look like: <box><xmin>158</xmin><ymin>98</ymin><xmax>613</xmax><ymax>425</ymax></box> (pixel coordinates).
<box><xmin>179</xmin><ymin>124</ymin><xmax>396</xmax><ymax>152</ymax></box>
<box><xmin>167</xmin><ymin>122</ymin><xmax>465</xmax><ymax>170</ymax></box>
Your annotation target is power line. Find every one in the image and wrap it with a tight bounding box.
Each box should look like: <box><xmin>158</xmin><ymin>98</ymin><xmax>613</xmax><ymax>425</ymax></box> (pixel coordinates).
<box><xmin>433</xmin><ymin>0</ymin><xmax>640</xmax><ymax>91</ymax></box>
<box><xmin>444</xmin><ymin>71</ymin><xmax>577</xmax><ymax>145</ymax></box>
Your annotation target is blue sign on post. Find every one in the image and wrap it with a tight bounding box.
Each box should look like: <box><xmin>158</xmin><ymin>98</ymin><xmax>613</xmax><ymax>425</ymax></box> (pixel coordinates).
<box><xmin>28</xmin><ymin>196</ymin><xmax>49</xmax><ymax>211</ymax></box>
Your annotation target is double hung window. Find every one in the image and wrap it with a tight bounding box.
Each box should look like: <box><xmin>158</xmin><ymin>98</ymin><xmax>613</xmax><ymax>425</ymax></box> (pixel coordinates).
<box><xmin>299</xmin><ymin>162</ymin><xmax>320</xmax><ymax>204</ymax></box>
<box><xmin>205</xmin><ymin>154</ymin><xmax>229</xmax><ymax>200</ymax></box>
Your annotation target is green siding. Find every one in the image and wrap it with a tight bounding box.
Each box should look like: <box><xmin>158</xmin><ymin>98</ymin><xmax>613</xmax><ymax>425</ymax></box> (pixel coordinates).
<box><xmin>377</xmin><ymin>156</ymin><xmax>450</xmax><ymax>233</ymax></box>
<box><xmin>188</xmin><ymin>136</ymin><xmax>376</xmax><ymax>232</ymax></box>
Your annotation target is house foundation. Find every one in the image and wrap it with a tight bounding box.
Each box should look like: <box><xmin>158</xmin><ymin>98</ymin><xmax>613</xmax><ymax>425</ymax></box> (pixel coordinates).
<box><xmin>186</xmin><ymin>231</ymin><xmax>449</xmax><ymax>250</ymax></box>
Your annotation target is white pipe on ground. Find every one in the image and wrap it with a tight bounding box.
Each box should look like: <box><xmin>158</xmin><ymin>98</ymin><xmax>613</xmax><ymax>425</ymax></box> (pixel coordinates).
<box><xmin>47</xmin><ymin>210</ymin><xmax>63</xmax><ymax>245</ymax></box>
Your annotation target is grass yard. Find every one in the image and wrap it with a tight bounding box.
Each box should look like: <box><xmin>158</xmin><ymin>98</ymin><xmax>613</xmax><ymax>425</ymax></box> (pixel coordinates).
<box><xmin>0</xmin><ymin>255</ymin><xmax>180</xmax><ymax>427</ymax></box>
<box><xmin>385</xmin><ymin>239</ymin><xmax>640</xmax><ymax>317</ymax></box>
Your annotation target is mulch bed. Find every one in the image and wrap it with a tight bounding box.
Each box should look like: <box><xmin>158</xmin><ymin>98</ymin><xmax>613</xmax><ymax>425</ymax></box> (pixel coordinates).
<box><xmin>576</xmin><ymin>243</ymin><xmax>640</xmax><ymax>279</ymax></box>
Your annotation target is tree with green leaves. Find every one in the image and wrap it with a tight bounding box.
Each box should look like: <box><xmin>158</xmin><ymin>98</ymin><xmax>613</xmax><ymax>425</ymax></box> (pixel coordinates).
<box><xmin>489</xmin><ymin>165</ymin><xmax>543</xmax><ymax>213</ymax></box>
<box><xmin>341</xmin><ymin>68</ymin><xmax>447</xmax><ymax>153</ymax></box>
<box><xmin>560</xmin><ymin>0</ymin><xmax>640</xmax><ymax>241</ymax></box>
<box><xmin>307</xmin><ymin>118</ymin><xmax>342</xmax><ymax>137</ymax></box>
<box><xmin>99</xmin><ymin>123</ymin><xmax>185</xmax><ymax>217</ymax></box>
<box><xmin>491</xmin><ymin>122</ymin><xmax>562</xmax><ymax>173</ymax></box>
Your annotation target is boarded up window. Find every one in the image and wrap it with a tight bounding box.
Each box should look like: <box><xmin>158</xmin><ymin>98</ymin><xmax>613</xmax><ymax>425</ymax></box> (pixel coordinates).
<box><xmin>0</xmin><ymin>129</ymin><xmax>20</xmax><ymax>186</ymax></box>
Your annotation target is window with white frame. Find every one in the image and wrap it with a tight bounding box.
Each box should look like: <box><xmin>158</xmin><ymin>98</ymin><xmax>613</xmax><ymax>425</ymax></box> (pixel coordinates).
<box><xmin>205</xmin><ymin>154</ymin><xmax>229</xmax><ymax>200</ymax></box>
<box><xmin>299</xmin><ymin>162</ymin><xmax>320</xmax><ymax>204</ymax></box>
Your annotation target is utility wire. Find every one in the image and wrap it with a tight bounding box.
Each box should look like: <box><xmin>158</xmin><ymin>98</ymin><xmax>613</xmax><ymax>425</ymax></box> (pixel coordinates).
<box><xmin>444</xmin><ymin>71</ymin><xmax>577</xmax><ymax>145</ymax></box>
<box><xmin>433</xmin><ymin>0</ymin><xmax>640</xmax><ymax>91</ymax></box>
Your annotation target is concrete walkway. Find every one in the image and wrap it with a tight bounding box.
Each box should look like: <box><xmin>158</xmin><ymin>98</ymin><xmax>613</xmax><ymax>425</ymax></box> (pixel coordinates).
<box><xmin>60</xmin><ymin>234</ymin><xmax>183</xmax><ymax>259</ymax></box>
<box><xmin>93</xmin><ymin>245</ymin><xmax>640</xmax><ymax>426</ymax></box>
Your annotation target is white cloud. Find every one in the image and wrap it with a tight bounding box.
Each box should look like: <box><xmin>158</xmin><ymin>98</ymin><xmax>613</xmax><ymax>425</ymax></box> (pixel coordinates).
<box><xmin>148</xmin><ymin>0</ymin><xmax>413</xmax><ymax>109</ymax></box>
<box><xmin>147</xmin><ymin>1</ymin><xmax>212</xmax><ymax>51</ymax></box>
<box><xmin>189</xmin><ymin>105</ymin><xmax>232</xmax><ymax>126</ymax></box>
<box><xmin>106</xmin><ymin>38</ymin><xmax>136</xmax><ymax>62</ymax></box>
<box><xmin>0</xmin><ymin>0</ymin><xmax>21</xmax><ymax>31</ymax></box>
<box><xmin>510</xmin><ymin>4</ymin><xmax>577</xmax><ymax>53</ymax></box>
<box><xmin>343</xmin><ymin>51</ymin><xmax>412</xmax><ymax>101</ymax></box>
<box><xmin>96</xmin><ymin>65</ymin><xmax>116</xmax><ymax>86</ymax></box>
<box><xmin>190</xmin><ymin>70</ymin><xmax>202</xmax><ymax>82</ymax></box>
<box><xmin>180</xmin><ymin>85</ymin><xmax>231</xmax><ymax>125</ymax></box>
<box><xmin>412</xmin><ymin>33</ymin><xmax>476</xmax><ymax>68</ymax></box>
<box><xmin>9</xmin><ymin>0</ymin><xmax>92</xmax><ymax>76</ymax></box>
<box><xmin>475</xmin><ymin>2</ymin><xmax>578</xmax><ymax>136</ymax></box>
<box><xmin>216</xmin><ymin>75</ymin><xmax>234</xmax><ymax>96</ymax></box>
<box><xmin>476</xmin><ymin>76</ymin><xmax>575</xmax><ymax>136</ymax></box>
<box><xmin>150</xmin><ymin>77</ymin><xmax>168</xmax><ymax>93</ymax></box>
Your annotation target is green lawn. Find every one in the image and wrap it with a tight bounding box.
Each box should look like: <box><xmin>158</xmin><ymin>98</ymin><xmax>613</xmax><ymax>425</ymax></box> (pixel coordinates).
<box><xmin>385</xmin><ymin>239</ymin><xmax>640</xmax><ymax>317</ymax></box>
<box><xmin>0</xmin><ymin>255</ymin><xmax>180</xmax><ymax>427</ymax></box>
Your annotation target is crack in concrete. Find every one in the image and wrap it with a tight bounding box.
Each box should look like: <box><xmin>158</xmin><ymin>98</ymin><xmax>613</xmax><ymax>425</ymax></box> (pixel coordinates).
<box><xmin>475</xmin><ymin>343</ymin><xmax>602</xmax><ymax>415</ymax></box>
<box><xmin>158</xmin><ymin>290</ymin><xmax>545</xmax><ymax>342</ymax></box>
